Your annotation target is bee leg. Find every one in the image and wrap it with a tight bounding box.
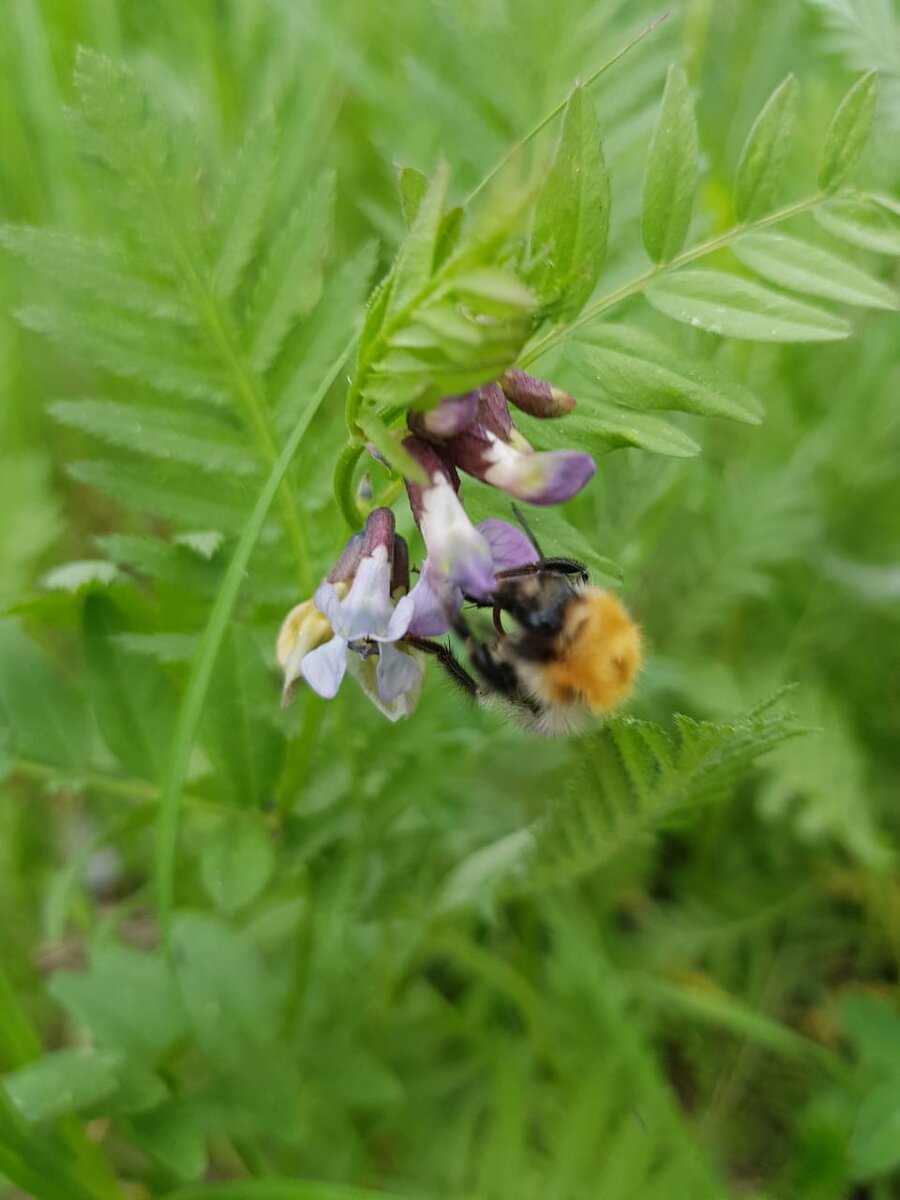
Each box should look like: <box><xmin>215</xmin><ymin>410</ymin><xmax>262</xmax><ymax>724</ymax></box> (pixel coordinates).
<box><xmin>402</xmin><ymin>635</ymin><xmax>479</xmax><ymax>699</ymax></box>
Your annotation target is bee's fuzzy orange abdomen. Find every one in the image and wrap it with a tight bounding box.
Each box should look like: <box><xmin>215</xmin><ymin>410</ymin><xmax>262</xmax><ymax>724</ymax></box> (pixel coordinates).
<box><xmin>544</xmin><ymin>590</ymin><xmax>642</xmax><ymax>714</ymax></box>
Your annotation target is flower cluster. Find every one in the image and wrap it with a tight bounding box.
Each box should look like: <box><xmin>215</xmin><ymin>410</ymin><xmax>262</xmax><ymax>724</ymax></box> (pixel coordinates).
<box><xmin>277</xmin><ymin>371</ymin><xmax>595</xmax><ymax>721</ymax></box>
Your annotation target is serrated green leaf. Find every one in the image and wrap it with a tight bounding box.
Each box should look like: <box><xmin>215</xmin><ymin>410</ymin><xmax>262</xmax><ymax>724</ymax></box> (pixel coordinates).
<box><xmin>530</xmin><ymin>85</ymin><xmax>610</xmax><ymax>317</ymax></box>
<box><xmin>0</xmin><ymin>226</ymin><xmax>193</xmax><ymax>324</ymax></box>
<box><xmin>0</xmin><ymin>620</ymin><xmax>91</xmax><ymax>771</ymax></box>
<box><xmin>51</xmin><ymin>399</ymin><xmax>258</xmax><ymax>475</ymax></box>
<box><xmin>397</xmin><ymin>165</ymin><xmax>428</xmax><ymax>228</ymax></box>
<box><xmin>642</xmin><ymin>65</ymin><xmax>698</xmax><ymax>263</ymax></box>
<box><xmin>98</xmin><ymin>535</ymin><xmax>221</xmax><ymax>594</ymax></box>
<box><xmin>210</xmin><ymin>117</ymin><xmax>276</xmax><ymax>301</ymax></box>
<box><xmin>646</xmin><ymin>269</ymin><xmax>852</xmax><ymax>340</ymax></box>
<box><xmin>734</xmin><ymin>232</ymin><xmax>898</xmax><ymax>309</ymax></box>
<box><xmin>69</xmin><ymin>459</ymin><xmax>252</xmax><ymax>533</ymax></box>
<box><xmin>734</xmin><ymin>74</ymin><xmax>798</xmax><ymax>221</ymax></box>
<box><xmin>357</xmin><ymin>410</ymin><xmax>428</xmax><ymax>483</ymax></box>
<box><xmin>247</xmin><ymin>172</ymin><xmax>334</xmax><ymax>373</ymax></box>
<box><xmin>567</xmin><ymin>324</ymin><xmax>763</xmax><ymax>423</ymax></box>
<box><xmin>815</xmin><ymin>195</ymin><xmax>900</xmax><ymax>255</ymax></box>
<box><xmin>19</xmin><ymin>305</ymin><xmax>226</xmax><ymax>406</ymax></box>
<box><xmin>387</xmin><ymin>162</ymin><xmax>449</xmax><ymax>317</ymax></box>
<box><xmin>819</xmin><ymin>71</ymin><xmax>880</xmax><ymax>192</ymax></box>
<box><xmin>82</xmin><ymin>594</ymin><xmax>177</xmax><ymax>781</ymax></box>
<box><xmin>3</xmin><ymin>1049</ymin><xmax>118</xmax><ymax>1122</ymax></box>
<box><xmin>275</xmin><ymin>241</ymin><xmax>376</xmax><ymax>431</ymax></box>
<box><xmin>201</xmin><ymin>626</ymin><xmax>285</xmax><ymax>808</ymax></box>
<box><xmin>49</xmin><ymin>945</ymin><xmax>186</xmax><ymax>1062</ymax></box>
<box><xmin>201</xmin><ymin>815</ymin><xmax>275</xmax><ymax>914</ymax></box>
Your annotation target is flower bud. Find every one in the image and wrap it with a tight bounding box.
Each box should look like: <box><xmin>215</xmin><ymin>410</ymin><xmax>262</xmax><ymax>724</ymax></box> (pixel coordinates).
<box><xmin>500</xmin><ymin>369</ymin><xmax>576</xmax><ymax>418</ymax></box>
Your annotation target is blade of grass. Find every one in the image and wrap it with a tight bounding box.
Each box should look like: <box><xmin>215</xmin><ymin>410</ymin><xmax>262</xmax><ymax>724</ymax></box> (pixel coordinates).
<box><xmin>155</xmin><ymin>339</ymin><xmax>354</xmax><ymax>944</ymax></box>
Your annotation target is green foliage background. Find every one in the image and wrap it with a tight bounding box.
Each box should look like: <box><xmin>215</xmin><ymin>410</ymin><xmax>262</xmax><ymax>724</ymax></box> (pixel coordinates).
<box><xmin>1</xmin><ymin>1</ymin><xmax>899</xmax><ymax>1198</ymax></box>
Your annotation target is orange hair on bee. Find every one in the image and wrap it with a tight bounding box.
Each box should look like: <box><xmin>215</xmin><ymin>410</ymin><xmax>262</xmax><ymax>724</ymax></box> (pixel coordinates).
<box><xmin>542</xmin><ymin>589</ymin><xmax>642</xmax><ymax>714</ymax></box>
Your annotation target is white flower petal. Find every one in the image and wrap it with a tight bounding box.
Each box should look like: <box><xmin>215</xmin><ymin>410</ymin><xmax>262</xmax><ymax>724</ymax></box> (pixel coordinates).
<box><xmin>300</xmin><ymin>635</ymin><xmax>348</xmax><ymax>699</ymax></box>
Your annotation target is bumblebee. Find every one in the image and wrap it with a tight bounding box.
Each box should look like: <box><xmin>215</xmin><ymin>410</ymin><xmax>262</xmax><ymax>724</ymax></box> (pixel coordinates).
<box><xmin>408</xmin><ymin>519</ymin><xmax>642</xmax><ymax>736</ymax></box>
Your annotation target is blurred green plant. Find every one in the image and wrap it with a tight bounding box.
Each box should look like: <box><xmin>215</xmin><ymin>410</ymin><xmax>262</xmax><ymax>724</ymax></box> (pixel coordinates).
<box><xmin>1</xmin><ymin>1</ymin><xmax>899</xmax><ymax>1198</ymax></box>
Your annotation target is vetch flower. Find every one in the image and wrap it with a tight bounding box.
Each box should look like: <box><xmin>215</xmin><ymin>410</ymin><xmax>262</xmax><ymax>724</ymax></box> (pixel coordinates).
<box><xmin>277</xmin><ymin>507</ymin><xmax>425</xmax><ymax>721</ymax></box>
<box><xmin>405</xmin><ymin>516</ymin><xmax>540</xmax><ymax>637</ymax></box>
<box><xmin>407</xmin><ymin>391</ymin><xmax>481</xmax><ymax>440</ymax></box>
<box><xmin>439</xmin><ymin>383</ymin><xmax>596</xmax><ymax>505</ymax></box>
<box><xmin>403</xmin><ymin>435</ymin><xmax>496</xmax><ymax>600</ymax></box>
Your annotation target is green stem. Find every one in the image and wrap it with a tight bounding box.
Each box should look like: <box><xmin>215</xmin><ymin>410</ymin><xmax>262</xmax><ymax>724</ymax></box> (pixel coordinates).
<box><xmin>333</xmin><ymin>441</ymin><xmax>366</xmax><ymax>529</ymax></box>
<box><xmin>155</xmin><ymin>338</ymin><xmax>354</xmax><ymax>945</ymax></box>
<box><xmin>465</xmin><ymin>11</ymin><xmax>671</xmax><ymax>205</ymax></box>
<box><xmin>521</xmin><ymin>193</ymin><xmax>824</xmax><ymax>365</ymax></box>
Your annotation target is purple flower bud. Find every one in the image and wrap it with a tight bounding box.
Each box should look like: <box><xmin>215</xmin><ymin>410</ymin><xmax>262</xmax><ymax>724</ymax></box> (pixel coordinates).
<box><xmin>408</xmin><ymin>391</ymin><xmax>480</xmax><ymax>440</ymax></box>
<box><xmin>439</xmin><ymin>397</ymin><xmax>596</xmax><ymax>506</ymax></box>
<box><xmin>501</xmin><ymin>369</ymin><xmax>577</xmax><ymax>418</ymax></box>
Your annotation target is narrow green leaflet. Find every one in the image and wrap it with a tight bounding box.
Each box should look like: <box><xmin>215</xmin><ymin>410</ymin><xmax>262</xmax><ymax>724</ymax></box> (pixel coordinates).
<box><xmin>645</xmin><ymin>270</ymin><xmax>851</xmax><ymax>341</ymax></box>
<box><xmin>397</xmin><ymin>165</ymin><xmax>428</xmax><ymax>228</ymax></box>
<box><xmin>815</xmin><ymin>195</ymin><xmax>900</xmax><ymax>255</ymax></box>
<box><xmin>642</xmin><ymin>65</ymin><xmax>698</xmax><ymax>263</ymax></box>
<box><xmin>734</xmin><ymin>74</ymin><xmax>798</xmax><ymax>221</ymax></box>
<box><xmin>201</xmin><ymin>814</ymin><xmax>275</xmax><ymax>914</ymax></box>
<box><xmin>530</xmin><ymin>85</ymin><xmax>610</xmax><ymax>318</ymax></box>
<box><xmin>734</xmin><ymin>232</ymin><xmax>898</xmax><ymax>309</ymax></box>
<box><xmin>527</xmin><ymin>401</ymin><xmax>700</xmax><ymax>458</ymax></box>
<box><xmin>246</xmin><ymin>172</ymin><xmax>335</xmax><ymax>373</ymax></box>
<box><xmin>819</xmin><ymin>71</ymin><xmax>880</xmax><ymax>192</ymax></box>
<box><xmin>210</xmin><ymin>117</ymin><xmax>277</xmax><ymax>301</ymax></box>
<box><xmin>83</xmin><ymin>594</ymin><xmax>177</xmax><ymax>781</ymax></box>
<box><xmin>51</xmin><ymin>399</ymin><xmax>258</xmax><ymax>475</ymax></box>
<box><xmin>0</xmin><ymin>620</ymin><xmax>91</xmax><ymax>771</ymax></box>
<box><xmin>567</xmin><ymin>324</ymin><xmax>764</xmax><ymax>423</ymax></box>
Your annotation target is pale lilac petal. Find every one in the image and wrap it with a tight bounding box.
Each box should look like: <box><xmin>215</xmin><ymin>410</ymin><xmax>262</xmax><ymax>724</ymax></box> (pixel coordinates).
<box><xmin>418</xmin><ymin>474</ymin><xmax>496</xmax><ymax>599</ymax></box>
<box><xmin>406</xmin><ymin>565</ymin><xmax>462</xmax><ymax>637</ymax></box>
<box><xmin>323</xmin><ymin>546</ymin><xmax>394</xmax><ymax>640</ymax></box>
<box><xmin>376</xmin><ymin>642</ymin><xmax>424</xmax><ymax>702</ymax></box>
<box><xmin>382</xmin><ymin>592</ymin><xmax>416</xmax><ymax>641</ymax></box>
<box><xmin>477</xmin><ymin>518</ymin><xmax>539</xmax><ymax>571</ymax></box>
<box><xmin>300</xmin><ymin>636</ymin><xmax>348</xmax><ymax>699</ymax></box>
<box><xmin>313</xmin><ymin>582</ymin><xmax>344</xmax><ymax>629</ymax></box>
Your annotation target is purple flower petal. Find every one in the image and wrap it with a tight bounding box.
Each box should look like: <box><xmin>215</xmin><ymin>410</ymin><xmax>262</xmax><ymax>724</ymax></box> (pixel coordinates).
<box><xmin>482</xmin><ymin>441</ymin><xmax>596</xmax><ymax>505</ymax></box>
<box><xmin>345</xmin><ymin>650</ymin><xmax>423</xmax><ymax>721</ymax></box>
<box><xmin>300</xmin><ymin>635</ymin><xmax>348</xmax><ymax>699</ymax></box>
<box><xmin>500</xmin><ymin>370</ymin><xmax>576</xmax><ymax>418</ymax></box>
<box><xmin>408</xmin><ymin>392</ymin><xmax>480</xmax><ymax>440</ymax></box>
<box><xmin>376</xmin><ymin>642</ymin><xmax>424</xmax><ymax>702</ymax></box>
<box><xmin>382</xmin><ymin>591</ymin><xmax>416</xmax><ymax>641</ymax></box>
<box><xmin>406</xmin><ymin>563</ymin><xmax>462</xmax><ymax>637</ymax></box>
<box><xmin>477</xmin><ymin>519</ymin><xmax>539</xmax><ymax>571</ymax></box>
<box><xmin>417</xmin><ymin>473</ymin><xmax>496</xmax><ymax>599</ymax></box>
<box><xmin>313</xmin><ymin>582</ymin><xmax>344</xmax><ymax>629</ymax></box>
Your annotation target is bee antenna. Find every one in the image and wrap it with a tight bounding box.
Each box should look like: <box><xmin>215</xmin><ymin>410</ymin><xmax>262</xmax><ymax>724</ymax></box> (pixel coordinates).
<box><xmin>510</xmin><ymin>502</ymin><xmax>545</xmax><ymax>560</ymax></box>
